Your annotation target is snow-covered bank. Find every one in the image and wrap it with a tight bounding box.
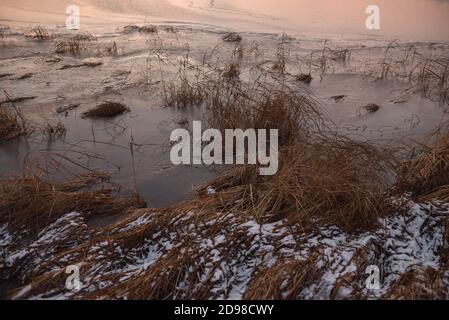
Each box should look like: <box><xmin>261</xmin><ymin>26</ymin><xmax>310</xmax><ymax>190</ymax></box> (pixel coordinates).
<box><xmin>1</xmin><ymin>196</ymin><xmax>448</xmax><ymax>299</ymax></box>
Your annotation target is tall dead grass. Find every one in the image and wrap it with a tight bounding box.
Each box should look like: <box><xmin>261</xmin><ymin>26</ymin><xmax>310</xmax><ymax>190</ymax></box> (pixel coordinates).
<box><xmin>0</xmin><ymin>104</ymin><xmax>30</xmax><ymax>141</ymax></box>
<box><xmin>159</xmin><ymin>47</ymin><xmax>396</xmax><ymax>231</ymax></box>
<box><xmin>395</xmin><ymin>128</ymin><xmax>449</xmax><ymax>200</ymax></box>
<box><xmin>0</xmin><ymin>171</ymin><xmax>144</xmax><ymax>235</ymax></box>
<box><xmin>25</xmin><ymin>26</ymin><xmax>50</xmax><ymax>40</ymax></box>
<box><xmin>199</xmin><ymin>138</ymin><xmax>395</xmax><ymax>231</ymax></box>
<box><xmin>55</xmin><ymin>39</ymin><xmax>88</xmax><ymax>56</ymax></box>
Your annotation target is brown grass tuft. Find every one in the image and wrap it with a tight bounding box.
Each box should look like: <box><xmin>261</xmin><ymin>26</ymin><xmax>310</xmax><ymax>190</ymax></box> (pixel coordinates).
<box><xmin>201</xmin><ymin>138</ymin><xmax>395</xmax><ymax>232</ymax></box>
<box><xmin>59</xmin><ymin>61</ymin><xmax>103</xmax><ymax>70</ymax></box>
<box><xmin>0</xmin><ymin>172</ymin><xmax>143</xmax><ymax>235</ymax></box>
<box><xmin>383</xmin><ymin>266</ymin><xmax>447</xmax><ymax>300</ymax></box>
<box><xmin>54</xmin><ymin>39</ymin><xmax>87</xmax><ymax>55</ymax></box>
<box><xmin>396</xmin><ymin>132</ymin><xmax>449</xmax><ymax>199</ymax></box>
<box><xmin>139</xmin><ymin>25</ymin><xmax>158</xmax><ymax>33</ymax></box>
<box><xmin>0</xmin><ymin>104</ymin><xmax>30</xmax><ymax>141</ymax></box>
<box><xmin>223</xmin><ymin>32</ymin><xmax>242</xmax><ymax>43</ymax></box>
<box><xmin>364</xmin><ymin>103</ymin><xmax>381</xmax><ymax>113</ymax></box>
<box><xmin>25</xmin><ymin>26</ymin><xmax>50</xmax><ymax>40</ymax></box>
<box><xmin>42</xmin><ymin>120</ymin><xmax>66</xmax><ymax>141</ymax></box>
<box><xmin>164</xmin><ymin>79</ymin><xmax>205</xmax><ymax>108</ymax></box>
<box><xmin>104</xmin><ymin>41</ymin><xmax>118</xmax><ymax>56</ymax></box>
<box><xmin>296</xmin><ymin>73</ymin><xmax>313</xmax><ymax>84</ymax></box>
<box><xmin>244</xmin><ymin>257</ymin><xmax>322</xmax><ymax>299</ymax></box>
<box><xmin>82</xmin><ymin>102</ymin><xmax>130</xmax><ymax>119</ymax></box>
<box><xmin>124</xmin><ymin>24</ymin><xmax>158</xmax><ymax>33</ymax></box>
<box><xmin>222</xmin><ymin>63</ymin><xmax>240</xmax><ymax>82</ymax></box>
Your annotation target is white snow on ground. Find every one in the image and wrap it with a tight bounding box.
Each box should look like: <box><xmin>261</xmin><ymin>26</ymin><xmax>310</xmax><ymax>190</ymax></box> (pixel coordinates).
<box><xmin>1</xmin><ymin>212</ymin><xmax>89</xmax><ymax>284</ymax></box>
<box><xmin>1</xmin><ymin>189</ymin><xmax>448</xmax><ymax>300</ymax></box>
<box><xmin>0</xmin><ymin>224</ymin><xmax>12</xmax><ymax>271</ymax></box>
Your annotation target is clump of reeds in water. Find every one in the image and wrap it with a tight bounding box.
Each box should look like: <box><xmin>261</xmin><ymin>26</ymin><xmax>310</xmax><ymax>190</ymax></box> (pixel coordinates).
<box><xmin>222</xmin><ymin>32</ymin><xmax>242</xmax><ymax>42</ymax></box>
<box><xmin>296</xmin><ymin>73</ymin><xmax>313</xmax><ymax>84</ymax></box>
<box><xmin>104</xmin><ymin>41</ymin><xmax>118</xmax><ymax>56</ymax></box>
<box><xmin>0</xmin><ymin>104</ymin><xmax>30</xmax><ymax>141</ymax></box>
<box><xmin>25</xmin><ymin>26</ymin><xmax>50</xmax><ymax>40</ymax></box>
<box><xmin>82</xmin><ymin>102</ymin><xmax>129</xmax><ymax>118</ymax></box>
<box><xmin>0</xmin><ymin>169</ymin><xmax>144</xmax><ymax>235</ymax></box>
<box><xmin>42</xmin><ymin>120</ymin><xmax>66</xmax><ymax>141</ymax></box>
<box><xmin>364</xmin><ymin>103</ymin><xmax>381</xmax><ymax>113</ymax></box>
<box><xmin>222</xmin><ymin>63</ymin><xmax>240</xmax><ymax>82</ymax></box>
<box><xmin>123</xmin><ymin>24</ymin><xmax>158</xmax><ymax>33</ymax></box>
<box><xmin>395</xmin><ymin>125</ymin><xmax>449</xmax><ymax>201</ymax></box>
<box><xmin>54</xmin><ymin>39</ymin><xmax>87</xmax><ymax>56</ymax></box>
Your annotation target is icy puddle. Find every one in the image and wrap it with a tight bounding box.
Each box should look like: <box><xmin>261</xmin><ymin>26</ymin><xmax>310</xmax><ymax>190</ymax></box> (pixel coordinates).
<box><xmin>0</xmin><ymin>92</ymin><xmax>218</xmax><ymax>208</ymax></box>
<box><xmin>310</xmin><ymin>73</ymin><xmax>449</xmax><ymax>142</ymax></box>
<box><xmin>0</xmin><ymin>17</ymin><xmax>448</xmax><ymax>209</ymax></box>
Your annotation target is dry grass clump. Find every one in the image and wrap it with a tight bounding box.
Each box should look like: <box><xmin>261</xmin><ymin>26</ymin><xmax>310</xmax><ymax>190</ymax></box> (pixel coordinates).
<box><xmin>330</xmin><ymin>49</ymin><xmax>351</xmax><ymax>63</ymax></box>
<box><xmin>396</xmin><ymin>132</ymin><xmax>449</xmax><ymax>199</ymax></box>
<box><xmin>203</xmin><ymin>138</ymin><xmax>395</xmax><ymax>232</ymax></box>
<box><xmin>204</xmin><ymin>83</ymin><xmax>324</xmax><ymax>146</ymax></box>
<box><xmin>85</xmin><ymin>245</ymin><xmax>208</xmax><ymax>300</ymax></box>
<box><xmin>272</xmin><ymin>35</ymin><xmax>290</xmax><ymax>74</ymax></box>
<box><xmin>364</xmin><ymin>103</ymin><xmax>381</xmax><ymax>113</ymax></box>
<box><xmin>0</xmin><ymin>172</ymin><xmax>143</xmax><ymax>235</ymax></box>
<box><xmin>59</xmin><ymin>61</ymin><xmax>103</xmax><ymax>70</ymax></box>
<box><xmin>296</xmin><ymin>73</ymin><xmax>313</xmax><ymax>84</ymax></box>
<box><xmin>0</xmin><ymin>25</ymin><xmax>8</xmax><ymax>40</ymax></box>
<box><xmin>232</xmin><ymin>44</ymin><xmax>245</xmax><ymax>60</ymax></box>
<box><xmin>54</xmin><ymin>33</ymin><xmax>97</xmax><ymax>56</ymax></box>
<box><xmin>383</xmin><ymin>266</ymin><xmax>447</xmax><ymax>300</ymax></box>
<box><xmin>82</xmin><ymin>102</ymin><xmax>130</xmax><ymax>118</ymax></box>
<box><xmin>367</xmin><ymin>42</ymin><xmax>448</xmax><ymax>105</ymax></box>
<box><xmin>441</xmin><ymin>222</ymin><xmax>449</xmax><ymax>269</ymax></box>
<box><xmin>330</xmin><ymin>95</ymin><xmax>346</xmax><ymax>103</ymax></box>
<box><xmin>223</xmin><ymin>32</ymin><xmax>242</xmax><ymax>43</ymax></box>
<box><xmin>104</xmin><ymin>41</ymin><xmax>118</xmax><ymax>56</ymax></box>
<box><xmin>55</xmin><ymin>103</ymin><xmax>80</xmax><ymax>115</ymax></box>
<box><xmin>123</xmin><ymin>24</ymin><xmax>158</xmax><ymax>33</ymax></box>
<box><xmin>164</xmin><ymin>79</ymin><xmax>205</xmax><ymax>108</ymax></box>
<box><xmin>175</xmin><ymin>116</ymin><xmax>189</xmax><ymax>126</ymax></box>
<box><xmin>42</xmin><ymin>120</ymin><xmax>66</xmax><ymax>141</ymax></box>
<box><xmin>298</xmin><ymin>40</ymin><xmax>352</xmax><ymax>75</ymax></box>
<box><xmin>123</xmin><ymin>25</ymin><xmax>140</xmax><ymax>33</ymax></box>
<box><xmin>244</xmin><ymin>257</ymin><xmax>322</xmax><ymax>299</ymax></box>
<box><xmin>415</xmin><ymin>58</ymin><xmax>449</xmax><ymax>106</ymax></box>
<box><xmin>72</xmin><ymin>33</ymin><xmax>96</xmax><ymax>41</ymax></box>
<box><xmin>222</xmin><ymin>63</ymin><xmax>240</xmax><ymax>82</ymax></box>
<box><xmin>160</xmin><ymin>51</ymin><xmax>323</xmax><ymax>141</ymax></box>
<box><xmin>54</xmin><ymin>39</ymin><xmax>87</xmax><ymax>55</ymax></box>
<box><xmin>190</xmin><ymin>64</ymin><xmax>396</xmax><ymax>231</ymax></box>
<box><xmin>139</xmin><ymin>24</ymin><xmax>158</xmax><ymax>33</ymax></box>
<box><xmin>165</xmin><ymin>26</ymin><xmax>177</xmax><ymax>33</ymax></box>
<box><xmin>0</xmin><ymin>105</ymin><xmax>30</xmax><ymax>141</ymax></box>
<box><xmin>25</xmin><ymin>26</ymin><xmax>50</xmax><ymax>40</ymax></box>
